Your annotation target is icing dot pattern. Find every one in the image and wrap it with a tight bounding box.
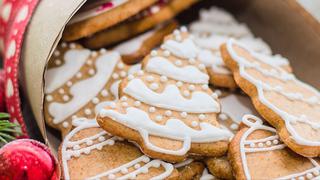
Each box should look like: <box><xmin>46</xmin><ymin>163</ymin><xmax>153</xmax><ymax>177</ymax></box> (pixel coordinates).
<box><xmin>239</xmin><ymin>115</ymin><xmax>320</xmax><ymax>180</ymax></box>
<box><xmin>61</xmin><ymin>121</ymin><xmax>174</xmax><ymax>179</ymax></box>
<box><xmin>44</xmin><ymin>43</ymin><xmax>141</xmax><ymax>132</ymax></box>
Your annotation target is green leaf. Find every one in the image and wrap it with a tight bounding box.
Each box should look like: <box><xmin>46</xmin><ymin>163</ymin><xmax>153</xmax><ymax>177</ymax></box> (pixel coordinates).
<box><xmin>0</xmin><ymin>114</ymin><xmax>21</xmax><ymax>146</ymax></box>
<box><xmin>0</xmin><ymin>136</ymin><xmax>8</xmax><ymax>144</ymax></box>
<box><xmin>0</xmin><ymin>113</ymin><xmax>10</xmax><ymax>120</ymax></box>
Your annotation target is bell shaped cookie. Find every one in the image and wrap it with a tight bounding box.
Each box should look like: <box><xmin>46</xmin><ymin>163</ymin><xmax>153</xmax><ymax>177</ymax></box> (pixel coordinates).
<box><xmin>60</xmin><ymin>119</ymin><xmax>178</xmax><ymax>180</ymax></box>
<box><xmin>229</xmin><ymin>114</ymin><xmax>320</xmax><ymax>179</ymax></box>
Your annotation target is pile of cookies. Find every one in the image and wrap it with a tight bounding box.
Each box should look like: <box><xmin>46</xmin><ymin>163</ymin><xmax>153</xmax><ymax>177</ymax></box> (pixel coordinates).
<box><xmin>43</xmin><ymin>2</ymin><xmax>320</xmax><ymax>180</ymax></box>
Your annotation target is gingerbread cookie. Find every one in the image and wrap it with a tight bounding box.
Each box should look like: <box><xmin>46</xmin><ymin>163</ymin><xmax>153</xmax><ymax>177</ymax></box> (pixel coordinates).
<box><xmin>221</xmin><ymin>39</ymin><xmax>320</xmax><ymax>157</ymax></box>
<box><xmin>97</xmin><ymin>28</ymin><xmax>232</xmax><ymax>162</ymax></box>
<box><xmin>60</xmin><ymin>118</ymin><xmax>179</xmax><ymax>179</ymax></box>
<box><xmin>44</xmin><ymin>43</ymin><xmax>141</xmax><ymax>136</ymax></box>
<box><xmin>174</xmin><ymin>159</ymin><xmax>205</xmax><ymax>180</ymax></box>
<box><xmin>205</xmin><ymin>156</ymin><xmax>233</xmax><ymax>180</ymax></box>
<box><xmin>198</xmin><ymin>6</ymin><xmax>236</xmax><ymax>25</ymax></box>
<box><xmin>83</xmin><ymin>0</ymin><xmax>198</xmax><ymax>49</ymax></box>
<box><xmin>63</xmin><ymin>0</ymin><xmax>157</xmax><ymax>41</ymax></box>
<box><xmin>114</xmin><ymin>21</ymin><xmax>178</xmax><ymax>64</ymax></box>
<box><xmin>190</xmin><ymin>7</ymin><xmax>252</xmax><ymax>38</ymax></box>
<box><xmin>229</xmin><ymin>114</ymin><xmax>320</xmax><ymax>179</ymax></box>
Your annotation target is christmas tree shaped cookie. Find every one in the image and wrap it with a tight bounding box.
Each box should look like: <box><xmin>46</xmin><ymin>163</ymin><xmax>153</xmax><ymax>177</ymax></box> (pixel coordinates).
<box><xmin>97</xmin><ymin>27</ymin><xmax>232</xmax><ymax>162</ymax></box>
<box><xmin>221</xmin><ymin>39</ymin><xmax>320</xmax><ymax>157</ymax></box>
<box><xmin>44</xmin><ymin>43</ymin><xmax>141</xmax><ymax>136</ymax></box>
<box><xmin>60</xmin><ymin>118</ymin><xmax>178</xmax><ymax>180</ymax></box>
<box><xmin>229</xmin><ymin>114</ymin><xmax>320</xmax><ymax>179</ymax></box>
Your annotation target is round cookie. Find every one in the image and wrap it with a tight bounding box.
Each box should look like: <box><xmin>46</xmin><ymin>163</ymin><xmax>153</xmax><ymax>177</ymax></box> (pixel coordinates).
<box><xmin>229</xmin><ymin>114</ymin><xmax>320</xmax><ymax>179</ymax></box>
<box><xmin>59</xmin><ymin>119</ymin><xmax>179</xmax><ymax>179</ymax></box>
<box><xmin>97</xmin><ymin>28</ymin><xmax>232</xmax><ymax>162</ymax></box>
<box><xmin>44</xmin><ymin>43</ymin><xmax>141</xmax><ymax>136</ymax></box>
<box><xmin>63</xmin><ymin>0</ymin><xmax>157</xmax><ymax>41</ymax></box>
<box><xmin>113</xmin><ymin>21</ymin><xmax>178</xmax><ymax>64</ymax></box>
<box><xmin>221</xmin><ymin>39</ymin><xmax>320</xmax><ymax>157</ymax></box>
<box><xmin>83</xmin><ymin>0</ymin><xmax>198</xmax><ymax>48</ymax></box>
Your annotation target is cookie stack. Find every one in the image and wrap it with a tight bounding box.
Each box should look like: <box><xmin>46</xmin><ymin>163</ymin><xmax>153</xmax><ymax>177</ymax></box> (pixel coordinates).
<box><xmin>43</xmin><ymin>3</ymin><xmax>320</xmax><ymax>180</ymax></box>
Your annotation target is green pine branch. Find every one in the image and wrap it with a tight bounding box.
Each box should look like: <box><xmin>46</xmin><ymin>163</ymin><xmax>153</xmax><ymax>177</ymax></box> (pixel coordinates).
<box><xmin>0</xmin><ymin>113</ymin><xmax>21</xmax><ymax>146</ymax></box>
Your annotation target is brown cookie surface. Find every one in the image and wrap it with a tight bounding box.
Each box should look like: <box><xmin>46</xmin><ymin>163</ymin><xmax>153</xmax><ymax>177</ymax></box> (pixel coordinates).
<box><xmin>229</xmin><ymin>114</ymin><xmax>320</xmax><ymax>179</ymax></box>
<box><xmin>83</xmin><ymin>0</ymin><xmax>198</xmax><ymax>48</ymax></box>
<box><xmin>221</xmin><ymin>39</ymin><xmax>320</xmax><ymax>157</ymax></box>
<box><xmin>205</xmin><ymin>157</ymin><xmax>234</xmax><ymax>180</ymax></box>
<box><xmin>59</xmin><ymin>120</ymin><xmax>179</xmax><ymax>179</ymax></box>
<box><xmin>63</xmin><ymin>0</ymin><xmax>157</xmax><ymax>41</ymax></box>
<box><xmin>97</xmin><ymin>28</ymin><xmax>232</xmax><ymax>162</ymax></box>
<box><xmin>113</xmin><ymin>21</ymin><xmax>178</xmax><ymax>64</ymax></box>
<box><xmin>174</xmin><ymin>160</ymin><xmax>205</xmax><ymax>180</ymax></box>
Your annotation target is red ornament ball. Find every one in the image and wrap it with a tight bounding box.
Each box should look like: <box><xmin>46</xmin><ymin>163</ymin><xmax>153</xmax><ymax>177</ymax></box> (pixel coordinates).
<box><xmin>0</xmin><ymin>139</ymin><xmax>60</xmax><ymax>180</ymax></box>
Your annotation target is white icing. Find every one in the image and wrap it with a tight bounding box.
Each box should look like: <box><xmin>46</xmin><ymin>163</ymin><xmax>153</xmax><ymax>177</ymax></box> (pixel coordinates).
<box><xmin>194</xmin><ymin>34</ymin><xmax>229</xmax><ymax>50</ymax></box>
<box><xmin>45</xmin><ymin>49</ymin><xmax>90</xmax><ymax>93</ymax></box>
<box><xmin>253</xmin><ymin>52</ymin><xmax>289</xmax><ymax>67</ymax></box>
<box><xmin>220</xmin><ymin>94</ymin><xmax>258</xmax><ymax>124</ymax></box>
<box><xmin>88</xmin><ymin>156</ymin><xmax>173</xmax><ymax>180</ymax></box>
<box><xmin>199</xmin><ymin>7</ymin><xmax>236</xmax><ymax>24</ymax></box>
<box><xmin>128</xmin><ymin>63</ymin><xmax>142</xmax><ymax>75</ymax></box>
<box><xmin>110</xmin><ymin>80</ymin><xmax>121</xmax><ymax>99</ymax></box>
<box><xmin>239</xmin><ymin>114</ymin><xmax>320</xmax><ymax>180</ymax></box>
<box><xmin>227</xmin><ymin>39</ymin><xmax>320</xmax><ymax>146</ymax></box>
<box><xmin>174</xmin><ymin>159</ymin><xmax>194</xmax><ymax>168</ymax></box>
<box><xmin>162</xmin><ymin>38</ymin><xmax>199</xmax><ymax>59</ymax></box>
<box><xmin>61</xmin><ymin>120</ymin><xmax>174</xmax><ymax>180</ymax></box>
<box><xmin>94</xmin><ymin>101</ymin><xmax>116</xmax><ymax>115</ymax></box>
<box><xmin>100</xmin><ymin>107</ymin><xmax>232</xmax><ymax>155</ymax></box>
<box><xmin>197</xmin><ymin>50</ymin><xmax>231</xmax><ymax>75</ymax></box>
<box><xmin>114</xmin><ymin>30</ymin><xmax>155</xmax><ymax>55</ymax></box>
<box><xmin>195</xmin><ymin>34</ymin><xmax>275</xmax><ymax>76</ymax></box>
<box><xmin>194</xmin><ymin>34</ymin><xmax>271</xmax><ymax>55</ymax></box>
<box><xmin>49</xmin><ymin>51</ymin><xmax>120</xmax><ymax>124</ymax></box>
<box><xmin>190</xmin><ymin>21</ymin><xmax>252</xmax><ymax>38</ymax></box>
<box><xmin>123</xmin><ymin>78</ymin><xmax>220</xmax><ymax>113</ymax></box>
<box><xmin>145</xmin><ymin>56</ymin><xmax>209</xmax><ymax>84</ymax></box>
<box><xmin>200</xmin><ymin>168</ymin><xmax>215</xmax><ymax>180</ymax></box>
<box><xmin>239</xmin><ymin>37</ymin><xmax>272</xmax><ymax>55</ymax></box>
<box><xmin>68</xmin><ymin>0</ymin><xmax>128</xmax><ymax>24</ymax></box>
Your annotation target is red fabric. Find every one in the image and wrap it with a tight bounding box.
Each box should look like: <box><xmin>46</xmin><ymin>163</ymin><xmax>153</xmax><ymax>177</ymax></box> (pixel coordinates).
<box><xmin>0</xmin><ymin>0</ymin><xmax>40</xmax><ymax>137</ymax></box>
<box><xmin>0</xmin><ymin>70</ymin><xmax>6</xmax><ymax>112</ymax></box>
